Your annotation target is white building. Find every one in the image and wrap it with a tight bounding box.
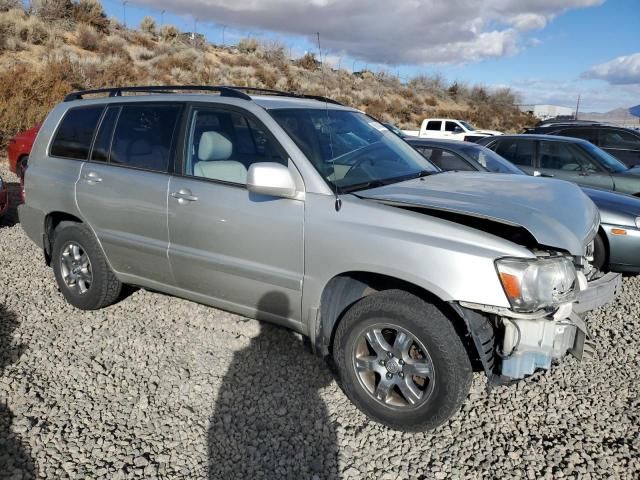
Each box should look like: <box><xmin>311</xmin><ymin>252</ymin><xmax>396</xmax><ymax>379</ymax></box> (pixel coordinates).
<box><xmin>518</xmin><ymin>104</ymin><xmax>575</xmax><ymax>121</ymax></box>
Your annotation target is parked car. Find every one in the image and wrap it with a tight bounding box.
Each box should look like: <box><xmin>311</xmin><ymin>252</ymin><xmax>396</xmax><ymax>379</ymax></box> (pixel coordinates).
<box><xmin>403</xmin><ymin>118</ymin><xmax>503</xmax><ymax>140</ymax></box>
<box><xmin>20</xmin><ymin>85</ymin><xmax>619</xmax><ymax>431</ymax></box>
<box><xmin>7</xmin><ymin>124</ymin><xmax>40</xmax><ymax>179</ymax></box>
<box><xmin>0</xmin><ymin>175</ymin><xmax>8</xmax><ymax>217</ymax></box>
<box><xmin>524</xmin><ymin>120</ymin><xmax>640</xmax><ymax>167</ymax></box>
<box><xmin>407</xmin><ymin>137</ymin><xmax>640</xmax><ymax>274</ymax></box>
<box><xmin>478</xmin><ymin>135</ymin><xmax>640</xmax><ymax>196</ymax></box>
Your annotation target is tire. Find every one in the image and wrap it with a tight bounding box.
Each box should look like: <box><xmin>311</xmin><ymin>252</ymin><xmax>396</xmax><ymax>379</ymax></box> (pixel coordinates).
<box><xmin>593</xmin><ymin>232</ymin><xmax>607</xmax><ymax>272</ymax></box>
<box><xmin>51</xmin><ymin>222</ymin><xmax>122</xmax><ymax>310</ymax></box>
<box><xmin>17</xmin><ymin>155</ymin><xmax>28</xmax><ymax>180</ymax></box>
<box><xmin>332</xmin><ymin>289</ymin><xmax>472</xmax><ymax>432</ymax></box>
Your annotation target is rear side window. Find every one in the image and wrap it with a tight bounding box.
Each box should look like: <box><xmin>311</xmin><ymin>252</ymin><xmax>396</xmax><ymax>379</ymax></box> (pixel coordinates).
<box><xmin>110</xmin><ymin>104</ymin><xmax>182</xmax><ymax>172</ymax></box>
<box><xmin>494</xmin><ymin>139</ymin><xmax>534</xmax><ymax>167</ymax></box>
<box><xmin>600</xmin><ymin>129</ymin><xmax>640</xmax><ymax>150</ymax></box>
<box><xmin>558</xmin><ymin>128</ymin><xmax>598</xmax><ymax>144</ymax></box>
<box><xmin>416</xmin><ymin>147</ymin><xmax>474</xmax><ymax>171</ymax></box>
<box><xmin>50</xmin><ymin>106</ymin><xmax>104</xmax><ymax>160</ymax></box>
<box><xmin>426</xmin><ymin>121</ymin><xmax>442</xmax><ymax>131</ymax></box>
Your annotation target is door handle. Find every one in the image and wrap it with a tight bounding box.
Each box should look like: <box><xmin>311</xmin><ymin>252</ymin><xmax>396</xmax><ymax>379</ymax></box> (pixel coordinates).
<box><xmin>84</xmin><ymin>171</ymin><xmax>103</xmax><ymax>184</ymax></box>
<box><xmin>171</xmin><ymin>188</ymin><xmax>199</xmax><ymax>203</ymax></box>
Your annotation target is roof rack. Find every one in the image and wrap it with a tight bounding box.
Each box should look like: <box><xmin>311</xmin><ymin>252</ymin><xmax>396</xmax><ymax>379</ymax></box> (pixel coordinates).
<box><xmin>537</xmin><ymin>118</ymin><xmax>605</xmax><ymax>127</ymax></box>
<box><xmin>63</xmin><ymin>85</ymin><xmax>344</xmax><ymax>106</ymax></box>
<box><xmin>64</xmin><ymin>85</ymin><xmax>252</xmax><ymax>102</ymax></box>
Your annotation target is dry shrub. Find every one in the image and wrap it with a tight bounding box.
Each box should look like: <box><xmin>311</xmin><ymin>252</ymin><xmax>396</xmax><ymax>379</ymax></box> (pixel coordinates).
<box><xmin>97</xmin><ymin>35</ymin><xmax>129</xmax><ymax>59</ymax></box>
<box><xmin>160</xmin><ymin>24</ymin><xmax>179</xmax><ymax>42</ymax></box>
<box><xmin>31</xmin><ymin>0</ymin><xmax>73</xmax><ymax>22</ymax></box>
<box><xmin>0</xmin><ymin>0</ymin><xmax>21</xmax><ymax>12</ymax></box>
<box><xmin>75</xmin><ymin>23</ymin><xmax>99</xmax><ymax>51</ymax></box>
<box><xmin>0</xmin><ymin>58</ymin><xmax>81</xmax><ymax>148</ymax></box>
<box><xmin>254</xmin><ymin>65</ymin><xmax>278</xmax><ymax>89</ymax></box>
<box><xmin>140</xmin><ymin>16</ymin><xmax>156</xmax><ymax>36</ymax></box>
<box><xmin>294</xmin><ymin>52</ymin><xmax>317</xmax><ymax>71</ymax></box>
<box><xmin>73</xmin><ymin>0</ymin><xmax>109</xmax><ymax>33</ymax></box>
<box><xmin>130</xmin><ymin>45</ymin><xmax>154</xmax><ymax>61</ymax></box>
<box><xmin>152</xmin><ymin>48</ymin><xmax>201</xmax><ymax>75</ymax></box>
<box><xmin>0</xmin><ymin>8</ymin><xmax>49</xmax><ymax>46</ymax></box>
<box><xmin>237</xmin><ymin>37</ymin><xmax>258</xmax><ymax>53</ymax></box>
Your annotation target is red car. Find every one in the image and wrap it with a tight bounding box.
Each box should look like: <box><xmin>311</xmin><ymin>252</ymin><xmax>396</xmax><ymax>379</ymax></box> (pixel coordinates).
<box><xmin>0</xmin><ymin>175</ymin><xmax>8</xmax><ymax>217</ymax></box>
<box><xmin>8</xmin><ymin>124</ymin><xmax>40</xmax><ymax>179</ymax></box>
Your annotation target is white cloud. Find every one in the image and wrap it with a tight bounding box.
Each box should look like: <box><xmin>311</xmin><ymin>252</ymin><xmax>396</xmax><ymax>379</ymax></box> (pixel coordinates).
<box><xmin>133</xmin><ymin>0</ymin><xmax>602</xmax><ymax>65</ymax></box>
<box><xmin>511</xmin><ymin>78</ymin><xmax>640</xmax><ymax>112</ymax></box>
<box><xmin>582</xmin><ymin>53</ymin><xmax>640</xmax><ymax>85</ymax></box>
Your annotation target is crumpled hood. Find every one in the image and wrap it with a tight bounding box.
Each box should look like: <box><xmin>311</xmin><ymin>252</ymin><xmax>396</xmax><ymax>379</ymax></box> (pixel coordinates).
<box><xmin>358</xmin><ymin>172</ymin><xmax>599</xmax><ymax>256</ymax></box>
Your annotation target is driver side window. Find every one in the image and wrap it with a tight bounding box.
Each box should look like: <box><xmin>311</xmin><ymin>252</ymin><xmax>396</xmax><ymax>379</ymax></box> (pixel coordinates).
<box><xmin>185</xmin><ymin>108</ymin><xmax>286</xmax><ymax>185</ymax></box>
<box><xmin>539</xmin><ymin>141</ymin><xmax>599</xmax><ymax>172</ymax></box>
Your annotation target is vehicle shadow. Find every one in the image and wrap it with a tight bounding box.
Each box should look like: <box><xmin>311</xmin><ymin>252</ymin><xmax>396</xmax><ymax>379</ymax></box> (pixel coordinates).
<box><xmin>0</xmin><ymin>304</ymin><xmax>35</xmax><ymax>478</ymax></box>
<box><xmin>208</xmin><ymin>292</ymin><xmax>339</xmax><ymax>480</ymax></box>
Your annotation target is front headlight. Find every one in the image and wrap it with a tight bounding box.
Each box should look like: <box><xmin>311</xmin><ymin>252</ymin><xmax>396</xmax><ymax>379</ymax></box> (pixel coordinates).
<box><xmin>496</xmin><ymin>256</ymin><xmax>578</xmax><ymax>312</ymax></box>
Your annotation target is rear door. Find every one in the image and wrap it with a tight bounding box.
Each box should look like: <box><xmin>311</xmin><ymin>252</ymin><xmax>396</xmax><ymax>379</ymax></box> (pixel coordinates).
<box><xmin>598</xmin><ymin>128</ymin><xmax>640</xmax><ymax>168</ymax></box>
<box><xmin>423</xmin><ymin>120</ymin><xmax>443</xmax><ymax>138</ymax></box>
<box><xmin>488</xmin><ymin>138</ymin><xmax>536</xmax><ymax>174</ymax></box>
<box><xmin>167</xmin><ymin>104</ymin><xmax>304</xmax><ymax>324</ymax></box>
<box><xmin>536</xmin><ymin>139</ymin><xmax>614</xmax><ymax>190</ymax></box>
<box><xmin>75</xmin><ymin>102</ymin><xmax>183</xmax><ymax>285</ymax></box>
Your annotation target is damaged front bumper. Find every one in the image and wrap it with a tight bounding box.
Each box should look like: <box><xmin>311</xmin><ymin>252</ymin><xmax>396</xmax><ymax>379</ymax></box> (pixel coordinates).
<box><xmin>456</xmin><ymin>272</ymin><xmax>622</xmax><ymax>381</ymax></box>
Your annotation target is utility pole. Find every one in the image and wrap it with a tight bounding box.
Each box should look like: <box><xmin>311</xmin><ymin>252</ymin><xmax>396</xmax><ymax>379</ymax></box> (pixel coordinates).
<box><xmin>160</xmin><ymin>10</ymin><xmax>165</xmax><ymax>29</ymax></box>
<box><xmin>575</xmin><ymin>94</ymin><xmax>581</xmax><ymax>120</ymax></box>
<box><xmin>221</xmin><ymin>25</ymin><xmax>227</xmax><ymax>46</ymax></box>
<box><xmin>352</xmin><ymin>60</ymin><xmax>357</xmax><ymax>73</ymax></box>
<box><xmin>122</xmin><ymin>1</ymin><xmax>129</xmax><ymax>28</ymax></box>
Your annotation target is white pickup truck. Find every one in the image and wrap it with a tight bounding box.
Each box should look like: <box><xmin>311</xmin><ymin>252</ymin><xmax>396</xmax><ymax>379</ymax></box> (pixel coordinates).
<box><xmin>403</xmin><ymin>118</ymin><xmax>503</xmax><ymax>141</ymax></box>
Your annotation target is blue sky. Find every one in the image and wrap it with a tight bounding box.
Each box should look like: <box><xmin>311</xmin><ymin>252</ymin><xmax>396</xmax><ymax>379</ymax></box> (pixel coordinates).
<box><xmin>100</xmin><ymin>0</ymin><xmax>640</xmax><ymax>112</ymax></box>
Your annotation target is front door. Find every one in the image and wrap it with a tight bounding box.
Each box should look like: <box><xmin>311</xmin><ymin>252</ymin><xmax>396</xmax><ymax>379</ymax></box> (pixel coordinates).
<box><xmin>76</xmin><ymin>103</ymin><xmax>183</xmax><ymax>284</ymax></box>
<box><xmin>536</xmin><ymin>140</ymin><xmax>614</xmax><ymax>190</ymax></box>
<box><xmin>167</xmin><ymin>105</ymin><xmax>305</xmax><ymax>324</ymax></box>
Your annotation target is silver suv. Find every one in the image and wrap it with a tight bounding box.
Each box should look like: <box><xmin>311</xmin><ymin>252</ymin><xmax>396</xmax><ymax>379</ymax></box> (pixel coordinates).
<box><xmin>19</xmin><ymin>86</ymin><xmax>620</xmax><ymax>431</ymax></box>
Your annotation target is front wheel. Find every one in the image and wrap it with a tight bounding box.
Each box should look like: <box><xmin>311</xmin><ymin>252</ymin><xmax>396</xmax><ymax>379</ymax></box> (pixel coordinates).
<box><xmin>333</xmin><ymin>290</ymin><xmax>472</xmax><ymax>432</ymax></box>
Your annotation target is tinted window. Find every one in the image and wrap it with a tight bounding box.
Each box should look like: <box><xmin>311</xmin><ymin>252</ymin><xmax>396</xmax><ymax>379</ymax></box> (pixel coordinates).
<box><xmin>539</xmin><ymin>141</ymin><xmax>599</xmax><ymax>172</ymax></box>
<box><xmin>558</xmin><ymin>128</ymin><xmax>598</xmax><ymax>144</ymax></box>
<box><xmin>459</xmin><ymin>145</ymin><xmax>525</xmax><ymax>174</ymax></box>
<box><xmin>418</xmin><ymin>147</ymin><xmax>474</xmax><ymax>171</ymax></box>
<box><xmin>426</xmin><ymin>121</ymin><xmax>442</xmax><ymax>131</ymax></box>
<box><xmin>493</xmin><ymin>139</ymin><xmax>534</xmax><ymax>167</ymax></box>
<box><xmin>445</xmin><ymin>121</ymin><xmax>462</xmax><ymax>133</ymax></box>
<box><xmin>110</xmin><ymin>104</ymin><xmax>181</xmax><ymax>172</ymax></box>
<box><xmin>91</xmin><ymin>107</ymin><xmax>120</xmax><ymax>162</ymax></box>
<box><xmin>186</xmin><ymin>108</ymin><xmax>286</xmax><ymax>184</ymax></box>
<box><xmin>50</xmin><ymin>106</ymin><xmax>103</xmax><ymax>159</ymax></box>
<box><xmin>601</xmin><ymin>129</ymin><xmax>640</xmax><ymax>150</ymax></box>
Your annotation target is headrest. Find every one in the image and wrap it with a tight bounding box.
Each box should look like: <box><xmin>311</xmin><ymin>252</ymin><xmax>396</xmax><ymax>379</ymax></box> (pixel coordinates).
<box><xmin>129</xmin><ymin>139</ymin><xmax>152</xmax><ymax>156</ymax></box>
<box><xmin>198</xmin><ymin>131</ymin><xmax>232</xmax><ymax>161</ymax></box>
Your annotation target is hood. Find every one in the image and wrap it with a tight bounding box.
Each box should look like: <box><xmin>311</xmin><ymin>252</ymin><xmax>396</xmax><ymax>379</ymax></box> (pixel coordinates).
<box><xmin>581</xmin><ymin>187</ymin><xmax>640</xmax><ymax>225</ymax></box>
<box><xmin>358</xmin><ymin>172</ymin><xmax>599</xmax><ymax>256</ymax></box>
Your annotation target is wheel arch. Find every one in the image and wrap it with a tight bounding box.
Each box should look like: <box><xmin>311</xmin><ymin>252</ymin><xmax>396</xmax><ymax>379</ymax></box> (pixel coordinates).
<box><xmin>316</xmin><ymin>271</ymin><xmax>490</xmax><ymax>373</ymax></box>
<box><xmin>43</xmin><ymin>211</ymin><xmax>84</xmax><ymax>266</ymax></box>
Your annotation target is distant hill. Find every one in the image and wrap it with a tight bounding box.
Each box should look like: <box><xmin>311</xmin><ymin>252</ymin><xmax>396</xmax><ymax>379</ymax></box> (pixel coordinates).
<box><xmin>579</xmin><ymin>107</ymin><xmax>640</xmax><ymax>127</ymax></box>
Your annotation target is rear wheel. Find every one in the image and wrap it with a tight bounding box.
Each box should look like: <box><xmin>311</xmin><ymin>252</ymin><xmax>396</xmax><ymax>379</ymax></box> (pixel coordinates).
<box><xmin>51</xmin><ymin>222</ymin><xmax>122</xmax><ymax>310</ymax></box>
<box><xmin>332</xmin><ymin>289</ymin><xmax>472</xmax><ymax>432</ymax></box>
<box><xmin>17</xmin><ymin>155</ymin><xmax>28</xmax><ymax>180</ymax></box>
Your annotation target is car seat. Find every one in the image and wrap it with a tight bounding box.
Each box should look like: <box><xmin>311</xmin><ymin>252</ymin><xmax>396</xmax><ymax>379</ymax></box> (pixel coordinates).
<box><xmin>193</xmin><ymin>131</ymin><xmax>247</xmax><ymax>184</ymax></box>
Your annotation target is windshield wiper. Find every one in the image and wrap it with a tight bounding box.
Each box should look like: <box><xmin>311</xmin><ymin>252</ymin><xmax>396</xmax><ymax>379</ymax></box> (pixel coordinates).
<box><xmin>340</xmin><ymin>170</ymin><xmax>438</xmax><ymax>194</ymax></box>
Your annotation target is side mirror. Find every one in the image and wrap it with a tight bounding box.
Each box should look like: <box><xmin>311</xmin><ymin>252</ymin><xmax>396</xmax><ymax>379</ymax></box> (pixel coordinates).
<box><xmin>533</xmin><ymin>170</ymin><xmax>541</xmax><ymax>177</ymax></box>
<box><xmin>247</xmin><ymin>162</ymin><xmax>297</xmax><ymax>199</ymax></box>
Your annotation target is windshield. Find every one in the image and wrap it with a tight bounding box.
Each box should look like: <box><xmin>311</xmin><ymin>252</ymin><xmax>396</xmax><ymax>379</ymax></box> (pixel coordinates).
<box><xmin>459</xmin><ymin>145</ymin><xmax>526</xmax><ymax>175</ymax></box>
<box><xmin>459</xmin><ymin>121</ymin><xmax>476</xmax><ymax>131</ymax></box>
<box><xmin>580</xmin><ymin>141</ymin><xmax>628</xmax><ymax>173</ymax></box>
<box><xmin>271</xmin><ymin>109</ymin><xmax>439</xmax><ymax>192</ymax></box>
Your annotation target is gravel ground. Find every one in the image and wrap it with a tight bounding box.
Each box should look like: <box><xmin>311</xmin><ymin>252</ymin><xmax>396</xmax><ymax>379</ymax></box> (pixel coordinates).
<box><xmin>0</xmin><ymin>160</ymin><xmax>639</xmax><ymax>479</ymax></box>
